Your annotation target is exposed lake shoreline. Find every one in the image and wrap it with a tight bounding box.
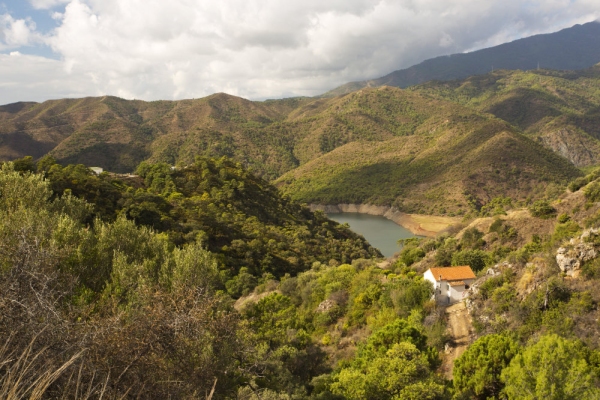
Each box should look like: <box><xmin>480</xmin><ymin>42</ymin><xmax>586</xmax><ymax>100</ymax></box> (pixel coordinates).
<box><xmin>309</xmin><ymin>204</ymin><xmax>461</xmax><ymax>238</ymax></box>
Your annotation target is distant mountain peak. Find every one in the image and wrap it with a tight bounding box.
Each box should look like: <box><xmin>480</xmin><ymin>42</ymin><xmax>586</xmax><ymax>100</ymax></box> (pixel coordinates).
<box><xmin>322</xmin><ymin>21</ymin><xmax>600</xmax><ymax>97</ymax></box>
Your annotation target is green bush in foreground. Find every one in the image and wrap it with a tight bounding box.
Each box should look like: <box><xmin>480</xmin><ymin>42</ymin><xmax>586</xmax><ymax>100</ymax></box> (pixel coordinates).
<box><xmin>501</xmin><ymin>334</ymin><xmax>599</xmax><ymax>400</ymax></box>
<box><xmin>453</xmin><ymin>334</ymin><xmax>519</xmax><ymax>399</ymax></box>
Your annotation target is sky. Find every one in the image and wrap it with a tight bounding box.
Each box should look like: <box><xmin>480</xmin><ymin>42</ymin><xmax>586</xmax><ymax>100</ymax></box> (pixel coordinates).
<box><xmin>0</xmin><ymin>0</ymin><xmax>599</xmax><ymax>105</ymax></box>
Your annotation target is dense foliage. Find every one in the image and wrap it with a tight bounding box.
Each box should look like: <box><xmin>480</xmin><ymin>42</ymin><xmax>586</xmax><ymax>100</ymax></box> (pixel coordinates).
<box><xmin>34</xmin><ymin>156</ymin><xmax>380</xmax><ymax>287</ymax></box>
<box><xmin>0</xmin><ymin>160</ymin><xmax>443</xmax><ymax>398</ymax></box>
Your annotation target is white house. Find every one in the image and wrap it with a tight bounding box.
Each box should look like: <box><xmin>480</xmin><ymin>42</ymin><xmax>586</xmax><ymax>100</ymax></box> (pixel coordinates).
<box><xmin>423</xmin><ymin>266</ymin><xmax>476</xmax><ymax>305</ymax></box>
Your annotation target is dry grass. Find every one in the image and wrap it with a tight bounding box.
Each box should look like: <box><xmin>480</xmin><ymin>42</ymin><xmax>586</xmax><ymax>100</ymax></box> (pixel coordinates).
<box><xmin>0</xmin><ymin>331</ymin><xmax>87</xmax><ymax>400</ymax></box>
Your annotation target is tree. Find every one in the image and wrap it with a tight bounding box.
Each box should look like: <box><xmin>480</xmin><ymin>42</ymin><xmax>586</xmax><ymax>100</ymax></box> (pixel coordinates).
<box><xmin>453</xmin><ymin>334</ymin><xmax>519</xmax><ymax>399</ymax></box>
<box><xmin>331</xmin><ymin>342</ymin><xmax>445</xmax><ymax>400</ymax></box>
<box><xmin>501</xmin><ymin>334</ymin><xmax>600</xmax><ymax>400</ymax></box>
<box><xmin>451</xmin><ymin>249</ymin><xmax>490</xmax><ymax>272</ymax></box>
<box><xmin>11</xmin><ymin>155</ymin><xmax>35</xmax><ymax>173</ymax></box>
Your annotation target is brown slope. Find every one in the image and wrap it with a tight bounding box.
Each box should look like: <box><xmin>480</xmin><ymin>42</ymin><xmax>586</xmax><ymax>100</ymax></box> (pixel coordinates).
<box><xmin>276</xmin><ymin>105</ymin><xmax>581</xmax><ymax>216</ymax></box>
<box><xmin>412</xmin><ymin>67</ymin><xmax>600</xmax><ymax>167</ymax></box>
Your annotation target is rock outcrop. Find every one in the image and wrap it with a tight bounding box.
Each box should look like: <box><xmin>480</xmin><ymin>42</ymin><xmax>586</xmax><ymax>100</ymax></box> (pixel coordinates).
<box><xmin>556</xmin><ymin>228</ymin><xmax>600</xmax><ymax>276</ymax></box>
<box><xmin>540</xmin><ymin>128</ymin><xmax>600</xmax><ymax>168</ymax></box>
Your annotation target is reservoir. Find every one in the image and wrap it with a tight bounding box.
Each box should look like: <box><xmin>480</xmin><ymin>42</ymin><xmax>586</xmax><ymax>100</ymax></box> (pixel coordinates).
<box><xmin>327</xmin><ymin>213</ymin><xmax>420</xmax><ymax>258</ymax></box>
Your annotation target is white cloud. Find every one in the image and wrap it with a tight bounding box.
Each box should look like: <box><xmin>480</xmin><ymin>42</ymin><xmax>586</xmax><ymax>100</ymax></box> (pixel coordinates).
<box><xmin>0</xmin><ymin>14</ymin><xmax>40</xmax><ymax>50</ymax></box>
<box><xmin>1</xmin><ymin>0</ymin><xmax>599</xmax><ymax>104</ymax></box>
<box><xmin>28</xmin><ymin>0</ymin><xmax>70</xmax><ymax>10</ymax></box>
<box><xmin>0</xmin><ymin>52</ymin><xmax>97</xmax><ymax>104</ymax></box>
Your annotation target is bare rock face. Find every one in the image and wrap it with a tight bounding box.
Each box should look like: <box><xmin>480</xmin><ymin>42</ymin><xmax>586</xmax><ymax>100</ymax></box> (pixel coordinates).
<box><xmin>540</xmin><ymin>128</ymin><xmax>600</xmax><ymax>168</ymax></box>
<box><xmin>556</xmin><ymin>247</ymin><xmax>581</xmax><ymax>274</ymax></box>
<box><xmin>556</xmin><ymin>228</ymin><xmax>600</xmax><ymax>276</ymax></box>
<box><xmin>316</xmin><ymin>299</ymin><xmax>336</xmax><ymax>313</ymax></box>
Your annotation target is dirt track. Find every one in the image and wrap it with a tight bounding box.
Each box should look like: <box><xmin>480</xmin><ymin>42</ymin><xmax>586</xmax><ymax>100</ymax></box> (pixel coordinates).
<box><xmin>440</xmin><ymin>302</ymin><xmax>473</xmax><ymax>379</ymax></box>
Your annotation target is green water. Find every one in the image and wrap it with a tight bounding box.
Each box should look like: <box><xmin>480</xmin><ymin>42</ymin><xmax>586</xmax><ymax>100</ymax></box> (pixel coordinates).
<box><xmin>327</xmin><ymin>213</ymin><xmax>420</xmax><ymax>258</ymax></box>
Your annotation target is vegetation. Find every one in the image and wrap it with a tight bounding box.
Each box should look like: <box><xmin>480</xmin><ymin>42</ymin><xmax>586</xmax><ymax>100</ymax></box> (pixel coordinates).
<box><xmin>5</xmin><ymin>26</ymin><xmax>600</xmax><ymax>397</ymax></box>
<box><xmin>412</xmin><ymin>66</ymin><xmax>600</xmax><ymax>169</ymax></box>
<box><xmin>3</xmin><ymin>150</ymin><xmax>600</xmax><ymax>397</ymax></box>
<box><xmin>453</xmin><ymin>334</ymin><xmax>519</xmax><ymax>399</ymax></box>
<box><xmin>276</xmin><ymin>101</ymin><xmax>579</xmax><ymax>215</ymax></box>
<box><xmin>529</xmin><ymin>199</ymin><xmax>557</xmax><ymax>219</ymax></box>
<box><xmin>0</xmin><ymin>159</ymin><xmax>447</xmax><ymax>398</ymax></box>
<box><xmin>36</xmin><ymin>156</ymin><xmax>380</xmax><ymax>284</ymax></box>
<box><xmin>1</xmin><ymin>79</ymin><xmax>586</xmax><ymax>216</ymax></box>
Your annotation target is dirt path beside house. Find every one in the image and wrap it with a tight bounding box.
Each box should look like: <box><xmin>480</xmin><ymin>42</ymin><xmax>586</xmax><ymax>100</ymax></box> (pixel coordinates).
<box><xmin>440</xmin><ymin>302</ymin><xmax>473</xmax><ymax>379</ymax></box>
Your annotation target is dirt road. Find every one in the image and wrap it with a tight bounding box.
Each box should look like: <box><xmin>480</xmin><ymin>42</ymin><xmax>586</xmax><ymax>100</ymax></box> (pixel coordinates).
<box><xmin>440</xmin><ymin>302</ymin><xmax>473</xmax><ymax>379</ymax></box>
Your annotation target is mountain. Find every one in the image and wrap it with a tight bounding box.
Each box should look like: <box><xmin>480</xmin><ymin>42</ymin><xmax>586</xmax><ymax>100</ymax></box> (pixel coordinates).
<box><xmin>411</xmin><ymin>66</ymin><xmax>600</xmax><ymax>167</ymax></box>
<box><xmin>0</xmin><ymin>84</ymin><xmax>585</xmax><ymax>215</ymax></box>
<box><xmin>275</xmin><ymin>87</ymin><xmax>580</xmax><ymax>215</ymax></box>
<box><xmin>322</xmin><ymin>21</ymin><xmax>600</xmax><ymax>97</ymax></box>
<box><xmin>0</xmin><ymin>95</ymin><xmax>311</xmax><ymax>176</ymax></box>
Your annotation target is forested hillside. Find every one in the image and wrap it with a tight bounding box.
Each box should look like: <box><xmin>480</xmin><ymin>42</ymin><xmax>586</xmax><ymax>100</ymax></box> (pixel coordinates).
<box><xmin>5</xmin><ymin>158</ymin><xmax>600</xmax><ymax>398</ymax></box>
<box><xmin>276</xmin><ymin>87</ymin><xmax>580</xmax><ymax>215</ymax></box>
<box><xmin>1</xmin><ymin>85</ymin><xmax>585</xmax><ymax>217</ymax></box>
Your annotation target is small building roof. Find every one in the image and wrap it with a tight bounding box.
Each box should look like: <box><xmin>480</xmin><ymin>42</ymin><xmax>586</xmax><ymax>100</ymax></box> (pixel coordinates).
<box><xmin>428</xmin><ymin>266</ymin><xmax>476</xmax><ymax>281</ymax></box>
<box><xmin>449</xmin><ymin>280</ymin><xmax>466</xmax><ymax>287</ymax></box>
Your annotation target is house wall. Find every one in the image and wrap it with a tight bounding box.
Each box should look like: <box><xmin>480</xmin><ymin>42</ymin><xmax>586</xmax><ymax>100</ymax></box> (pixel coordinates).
<box><xmin>424</xmin><ymin>270</ymin><xmax>449</xmax><ymax>303</ymax></box>
<box><xmin>424</xmin><ymin>269</ymin><xmax>475</xmax><ymax>305</ymax></box>
<box><xmin>449</xmin><ymin>285</ymin><xmax>466</xmax><ymax>303</ymax></box>
<box><xmin>447</xmin><ymin>278</ymin><xmax>475</xmax><ymax>304</ymax></box>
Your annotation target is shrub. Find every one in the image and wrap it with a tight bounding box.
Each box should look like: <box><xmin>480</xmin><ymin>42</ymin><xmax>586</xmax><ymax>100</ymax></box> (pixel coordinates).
<box><xmin>584</xmin><ymin>181</ymin><xmax>600</xmax><ymax>203</ymax></box>
<box><xmin>454</xmin><ymin>334</ymin><xmax>519</xmax><ymax>399</ymax></box>
<box><xmin>568</xmin><ymin>176</ymin><xmax>589</xmax><ymax>192</ymax></box>
<box><xmin>398</xmin><ymin>246</ymin><xmax>426</xmax><ymax>266</ymax></box>
<box><xmin>528</xmin><ymin>200</ymin><xmax>556</xmax><ymax>219</ymax></box>
<box><xmin>451</xmin><ymin>249</ymin><xmax>491</xmax><ymax>272</ymax></box>
<box><xmin>502</xmin><ymin>334</ymin><xmax>599</xmax><ymax>399</ymax></box>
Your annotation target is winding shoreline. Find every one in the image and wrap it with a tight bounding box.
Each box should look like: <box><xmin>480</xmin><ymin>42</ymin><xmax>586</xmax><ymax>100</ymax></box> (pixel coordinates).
<box><xmin>309</xmin><ymin>204</ymin><xmax>461</xmax><ymax>238</ymax></box>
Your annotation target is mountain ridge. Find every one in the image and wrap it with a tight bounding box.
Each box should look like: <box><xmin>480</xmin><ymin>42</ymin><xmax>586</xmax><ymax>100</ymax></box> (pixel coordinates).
<box><xmin>322</xmin><ymin>21</ymin><xmax>600</xmax><ymax>97</ymax></box>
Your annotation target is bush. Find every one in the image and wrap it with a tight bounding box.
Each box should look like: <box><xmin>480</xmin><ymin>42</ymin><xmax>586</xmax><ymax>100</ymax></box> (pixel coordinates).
<box><xmin>502</xmin><ymin>334</ymin><xmax>599</xmax><ymax>399</ymax></box>
<box><xmin>461</xmin><ymin>227</ymin><xmax>485</xmax><ymax>249</ymax></box>
<box><xmin>398</xmin><ymin>246</ymin><xmax>426</xmax><ymax>266</ymax></box>
<box><xmin>551</xmin><ymin>221</ymin><xmax>581</xmax><ymax>245</ymax></box>
<box><xmin>568</xmin><ymin>176</ymin><xmax>589</xmax><ymax>192</ymax></box>
<box><xmin>584</xmin><ymin>181</ymin><xmax>600</xmax><ymax>203</ymax></box>
<box><xmin>454</xmin><ymin>334</ymin><xmax>519</xmax><ymax>399</ymax></box>
<box><xmin>451</xmin><ymin>249</ymin><xmax>490</xmax><ymax>272</ymax></box>
<box><xmin>528</xmin><ymin>200</ymin><xmax>556</xmax><ymax>219</ymax></box>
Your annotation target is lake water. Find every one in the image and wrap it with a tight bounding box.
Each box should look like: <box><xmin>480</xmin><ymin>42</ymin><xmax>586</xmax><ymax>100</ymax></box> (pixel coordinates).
<box><xmin>327</xmin><ymin>213</ymin><xmax>420</xmax><ymax>258</ymax></box>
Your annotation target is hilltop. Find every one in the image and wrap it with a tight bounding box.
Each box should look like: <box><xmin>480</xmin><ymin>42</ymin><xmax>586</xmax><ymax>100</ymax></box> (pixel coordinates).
<box><xmin>0</xmin><ymin>95</ymin><xmax>312</xmax><ymax>177</ymax></box>
<box><xmin>323</xmin><ymin>21</ymin><xmax>600</xmax><ymax>97</ymax></box>
<box><xmin>411</xmin><ymin>66</ymin><xmax>600</xmax><ymax>167</ymax></box>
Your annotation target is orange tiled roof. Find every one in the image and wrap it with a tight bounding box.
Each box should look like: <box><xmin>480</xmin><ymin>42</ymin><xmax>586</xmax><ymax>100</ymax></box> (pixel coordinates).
<box><xmin>449</xmin><ymin>280</ymin><xmax>466</xmax><ymax>287</ymax></box>
<box><xmin>429</xmin><ymin>266</ymin><xmax>476</xmax><ymax>281</ymax></box>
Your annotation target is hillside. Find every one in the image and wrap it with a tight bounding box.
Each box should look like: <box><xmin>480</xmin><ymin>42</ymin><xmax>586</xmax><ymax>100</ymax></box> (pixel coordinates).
<box><xmin>35</xmin><ymin>157</ymin><xmax>381</xmax><ymax>280</ymax></box>
<box><xmin>323</xmin><ymin>21</ymin><xmax>600</xmax><ymax>97</ymax></box>
<box><xmin>1</xmin><ymin>86</ymin><xmax>585</xmax><ymax>216</ymax></box>
<box><xmin>276</xmin><ymin>87</ymin><xmax>581</xmax><ymax>215</ymax></box>
<box><xmin>5</xmin><ymin>157</ymin><xmax>600</xmax><ymax>398</ymax></box>
<box><xmin>0</xmin><ymin>95</ymin><xmax>313</xmax><ymax>177</ymax></box>
<box><xmin>412</xmin><ymin>66</ymin><xmax>600</xmax><ymax>167</ymax></box>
